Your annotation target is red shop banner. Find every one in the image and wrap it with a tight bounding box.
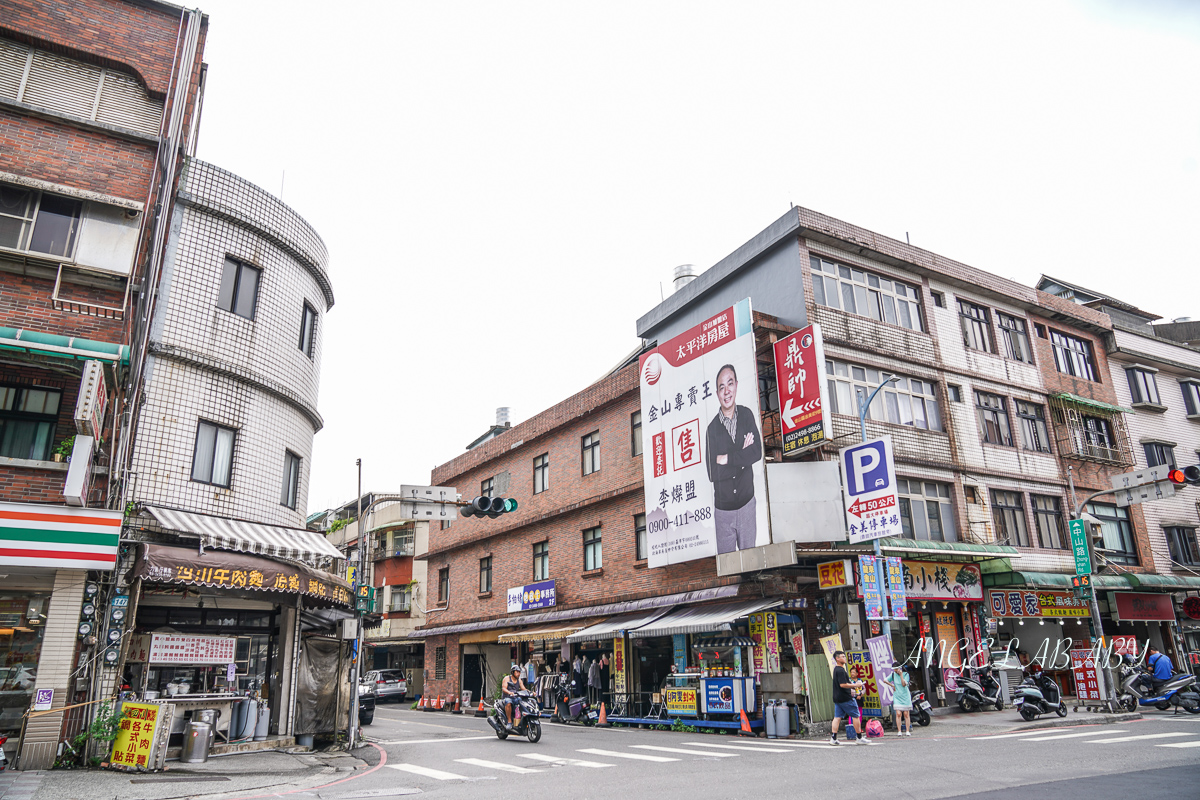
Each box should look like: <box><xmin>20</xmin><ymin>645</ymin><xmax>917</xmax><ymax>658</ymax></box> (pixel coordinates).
<box><xmin>1112</xmin><ymin>592</ymin><xmax>1176</xmax><ymax>623</ymax></box>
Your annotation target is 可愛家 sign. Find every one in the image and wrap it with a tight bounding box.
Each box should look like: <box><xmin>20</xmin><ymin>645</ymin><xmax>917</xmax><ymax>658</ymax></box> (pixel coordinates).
<box><xmin>988</xmin><ymin>589</ymin><xmax>1089</xmax><ymax>618</ymax></box>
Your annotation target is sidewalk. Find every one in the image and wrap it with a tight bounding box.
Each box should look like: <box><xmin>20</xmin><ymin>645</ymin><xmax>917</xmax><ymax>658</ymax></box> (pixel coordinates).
<box><xmin>17</xmin><ymin>748</ymin><xmax>367</xmax><ymax>800</ymax></box>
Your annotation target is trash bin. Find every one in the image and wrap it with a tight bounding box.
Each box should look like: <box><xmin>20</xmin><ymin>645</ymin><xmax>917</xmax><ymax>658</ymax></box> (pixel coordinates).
<box><xmin>194</xmin><ymin>709</ymin><xmax>220</xmax><ymax>750</ymax></box>
<box><xmin>238</xmin><ymin>700</ymin><xmax>258</xmax><ymax>739</ymax></box>
<box><xmin>181</xmin><ymin>721</ymin><xmax>213</xmax><ymax>763</ymax></box>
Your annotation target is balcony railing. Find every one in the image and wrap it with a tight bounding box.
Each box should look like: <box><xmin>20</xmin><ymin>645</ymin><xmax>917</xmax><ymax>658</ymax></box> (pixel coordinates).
<box><xmin>372</xmin><ymin>541</ymin><xmax>415</xmax><ymax>560</ymax></box>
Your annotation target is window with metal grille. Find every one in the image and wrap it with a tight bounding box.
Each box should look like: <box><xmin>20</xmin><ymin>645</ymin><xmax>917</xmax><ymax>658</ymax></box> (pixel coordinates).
<box><xmin>1032</xmin><ymin>495</ymin><xmax>1067</xmax><ymax>549</ymax></box>
<box><xmin>991</xmin><ymin>490</ymin><xmax>1030</xmax><ymax>547</ymax></box>
<box><xmin>1015</xmin><ymin>401</ymin><xmax>1050</xmax><ymax>452</ymax></box>
<box><xmin>897</xmin><ymin>480</ymin><xmax>956</xmax><ymax>542</ymax></box>
<box><xmin>1166</xmin><ymin>526</ymin><xmax>1199</xmax><ymax>566</ymax></box>
<box><xmin>0</xmin><ymin>385</ymin><xmax>61</xmax><ymax>461</ymax></box>
<box><xmin>191</xmin><ymin>420</ymin><xmax>236</xmax><ymax>487</ymax></box>
<box><xmin>1050</xmin><ymin>331</ymin><xmax>1097</xmax><ymax>381</ymax></box>
<box><xmin>958</xmin><ymin>300</ymin><xmax>993</xmax><ymax>353</ymax></box>
<box><xmin>533</xmin><ymin>542</ymin><xmax>549</xmax><ymax>580</ymax></box>
<box><xmin>479</xmin><ymin>557</ymin><xmax>492</xmax><ymax>593</ymax></box>
<box><xmin>631</xmin><ymin>411</ymin><xmax>643</xmax><ymax>456</ymax></box>
<box><xmin>998</xmin><ymin>313</ymin><xmax>1033</xmax><ymax>363</ymax></box>
<box><xmin>635</xmin><ymin>513</ymin><xmax>647</xmax><ymax>561</ymax></box>
<box><xmin>975</xmin><ymin>391</ymin><xmax>1012</xmax><ymax>446</ymax></box>
<box><xmin>583</xmin><ymin>526</ymin><xmax>602</xmax><ymax>571</ymax></box>
<box><xmin>434</xmin><ymin>646</ymin><xmax>447</xmax><ymax>680</ymax></box>
<box><xmin>1126</xmin><ymin>367</ymin><xmax>1161</xmax><ymax>406</ymax></box>
<box><xmin>1085</xmin><ymin>502</ymin><xmax>1138</xmax><ymax>564</ymax></box>
<box><xmin>532</xmin><ymin>453</ymin><xmax>549</xmax><ymax>494</ymax></box>
<box><xmin>808</xmin><ymin>256</ymin><xmax>924</xmax><ymax>331</ymax></box>
<box><xmin>582</xmin><ymin>431</ymin><xmax>600</xmax><ymax>475</ymax></box>
<box><xmin>217</xmin><ymin>257</ymin><xmax>261</xmax><ymax>320</ymax></box>
<box><xmin>1070</xmin><ymin>415</ymin><xmax>1119</xmax><ymax>461</ymax></box>
<box><xmin>826</xmin><ymin>359</ymin><xmax>942</xmax><ymax>431</ymax></box>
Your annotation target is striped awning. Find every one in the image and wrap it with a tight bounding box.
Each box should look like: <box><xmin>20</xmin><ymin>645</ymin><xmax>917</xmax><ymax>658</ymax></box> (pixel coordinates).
<box><xmin>497</xmin><ymin>620</ymin><xmax>599</xmax><ymax>644</ymax></box>
<box><xmin>0</xmin><ymin>502</ymin><xmax>122</xmax><ymax>571</ymax></box>
<box><xmin>633</xmin><ymin>598</ymin><xmax>782</xmax><ymax>638</ymax></box>
<box><xmin>692</xmin><ymin>636</ymin><xmax>756</xmax><ymax>648</ymax></box>
<box><xmin>147</xmin><ymin>507</ymin><xmax>343</xmax><ymax>564</ymax></box>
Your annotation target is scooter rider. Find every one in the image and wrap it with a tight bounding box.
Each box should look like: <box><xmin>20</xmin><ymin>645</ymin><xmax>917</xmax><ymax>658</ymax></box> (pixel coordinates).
<box><xmin>502</xmin><ymin>664</ymin><xmax>528</xmax><ymax>729</ymax></box>
<box><xmin>1142</xmin><ymin>645</ymin><xmax>1174</xmax><ymax>695</ymax></box>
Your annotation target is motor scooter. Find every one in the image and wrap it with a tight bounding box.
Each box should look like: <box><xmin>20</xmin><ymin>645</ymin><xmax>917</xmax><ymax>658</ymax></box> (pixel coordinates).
<box><xmin>486</xmin><ymin>690</ymin><xmax>542</xmax><ymax>742</ymax></box>
<box><xmin>1012</xmin><ymin>665</ymin><xmax>1066</xmax><ymax>721</ymax></box>
<box><xmin>911</xmin><ymin>688</ymin><xmax>933</xmax><ymax>727</ymax></box>
<box><xmin>0</xmin><ymin>733</ymin><xmax>8</xmax><ymax>771</ymax></box>
<box><xmin>551</xmin><ymin>674</ymin><xmax>597</xmax><ymax>725</ymax></box>
<box><xmin>1116</xmin><ymin>655</ymin><xmax>1200</xmax><ymax>714</ymax></box>
<box><xmin>956</xmin><ymin>661</ymin><xmax>1004</xmax><ymax>712</ymax></box>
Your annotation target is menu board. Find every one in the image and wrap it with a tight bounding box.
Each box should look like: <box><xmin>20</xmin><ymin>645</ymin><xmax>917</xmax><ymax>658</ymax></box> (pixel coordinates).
<box><xmin>147</xmin><ymin>633</ymin><xmax>236</xmax><ymax>664</ymax></box>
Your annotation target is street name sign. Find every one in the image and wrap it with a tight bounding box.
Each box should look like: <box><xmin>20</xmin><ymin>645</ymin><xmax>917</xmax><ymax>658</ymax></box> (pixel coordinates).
<box><xmin>1069</xmin><ymin>519</ymin><xmax>1091</xmax><ymax>576</ymax></box>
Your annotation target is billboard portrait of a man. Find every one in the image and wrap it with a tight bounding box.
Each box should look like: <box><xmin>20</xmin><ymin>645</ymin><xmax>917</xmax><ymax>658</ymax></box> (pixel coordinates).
<box><xmin>705</xmin><ymin>363</ymin><xmax>763</xmax><ymax>553</ymax></box>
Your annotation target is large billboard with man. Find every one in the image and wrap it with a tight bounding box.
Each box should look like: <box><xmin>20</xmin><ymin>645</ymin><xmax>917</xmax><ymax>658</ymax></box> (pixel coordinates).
<box><xmin>639</xmin><ymin>299</ymin><xmax>769</xmax><ymax>567</ymax></box>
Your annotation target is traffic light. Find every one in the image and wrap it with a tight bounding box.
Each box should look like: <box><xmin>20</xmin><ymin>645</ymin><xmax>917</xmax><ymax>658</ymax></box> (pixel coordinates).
<box><xmin>1167</xmin><ymin>465</ymin><xmax>1200</xmax><ymax>486</ymax></box>
<box><xmin>460</xmin><ymin>496</ymin><xmax>518</xmax><ymax>519</ymax></box>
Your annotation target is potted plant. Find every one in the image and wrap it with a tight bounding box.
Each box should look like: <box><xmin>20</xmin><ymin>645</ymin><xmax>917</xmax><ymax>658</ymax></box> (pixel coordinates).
<box><xmin>53</xmin><ymin>435</ymin><xmax>75</xmax><ymax>462</ymax></box>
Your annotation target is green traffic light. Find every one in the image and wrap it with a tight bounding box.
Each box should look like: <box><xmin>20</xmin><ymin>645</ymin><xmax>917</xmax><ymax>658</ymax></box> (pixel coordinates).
<box><xmin>503</xmin><ymin>498</ymin><xmax>518</xmax><ymax>512</ymax></box>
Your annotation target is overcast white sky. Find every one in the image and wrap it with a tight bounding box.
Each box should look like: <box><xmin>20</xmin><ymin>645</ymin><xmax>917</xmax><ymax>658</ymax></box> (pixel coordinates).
<box><xmin>189</xmin><ymin>0</ymin><xmax>1200</xmax><ymax>515</ymax></box>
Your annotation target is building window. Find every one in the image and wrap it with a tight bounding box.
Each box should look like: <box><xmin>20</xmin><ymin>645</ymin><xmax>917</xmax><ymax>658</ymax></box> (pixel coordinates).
<box><xmin>975</xmin><ymin>391</ymin><xmax>1012</xmax><ymax>446</ymax></box>
<box><xmin>826</xmin><ymin>359</ymin><xmax>942</xmax><ymax>431</ymax></box>
<box><xmin>1166</xmin><ymin>526</ymin><xmax>1199</xmax><ymax>567</ymax></box>
<box><xmin>931</xmin><ymin>291</ymin><xmax>945</xmax><ymax>308</ymax></box>
<box><xmin>1085</xmin><ymin>502</ymin><xmax>1138</xmax><ymax>565</ymax></box>
<box><xmin>533</xmin><ymin>453</ymin><xmax>549</xmax><ymax>494</ymax></box>
<box><xmin>1071</xmin><ymin>415</ymin><xmax>1119</xmax><ymax>461</ymax></box>
<box><xmin>1015</xmin><ymin>401</ymin><xmax>1051</xmax><ymax>453</ymax></box>
<box><xmin>533</xmin><ymin>542</ymin><xmax>549</xmax><ymax>580</ymax></box>
<box><xmin>389</xmin><ymin>585</ymin><xmax>411</xmax><ymax>612</ymax></box>
<box><xmin>0</xmin><ymin>386</ymin><xmax>61</xmax><ymax>461</ymax></box>
<box><xmin>758</xmin><ymin>360</ymin><xmax>779</xmax><ymax>415</ymax></box>
<box><xmin>1032</xmin><ymin>495</ymin><xmax>1067</xmax><ymax>549</ymax></box>
<box><xmin>958</xmin><ymin>300</ymin><xmax>993</xmax><ymax>353</ymax></box>
<box><xmin>481</xmin><ymin>477</ymin><xmax>494</xmax><ymax>497</ymax></box>
<box><xmin>191</xmin><ymin>420</ymin><xmax>236</xmax><ymax>487</ymax></box>
<box><xmin>808</xmin><ymin>256</ymin><xmax>924</xmax><ymax>332</ymax></box>
<box><xmin>635</xmin><ymin>513</ymin><xmax>647</xmax><ymax>561</ymax></box>
<box><xmin>1182</xmin><ymin>381</ymin><xmax>1200</xmax><ymax>416</ymax></box>
<box><xmin>583</xmin><ymin>526</ymin><xmax>602</xmax><ymax>571</ymax></box>
<box><xmin>631</xmin><ymin>411</ymin><xmax>643</xmax><ymax>456</ymax></box>
<box><xmin>897</xmin><ymin>480</ymin><xmax>956</xmax><ymax>542</ymax></box>
<box><xmin>582</xmin><ymin>431</ymin><xmax>600</xmax><ymax>475</ymax></box>
<box><xmin>1126</xmin><ymin>367</ymin><xmax>1161</xmax><ymax>406</ymax></box>
<box><xmin>280</xmin><ymin>450</ymin><xmax>301</xmax><ymax>509</ymax></box>
<box><xmin>479</xmin><ymin>556</ymin><xmax>492</xmax><ymax>593</ymax></box>
<box><xmin>1050</xmin><ymin>331</ymin><xmax>1097</xmax><ymax>381</ymax></box>
<box><xmin>1143</xmin><ymin>442</ymin><xmax>1175</xmax><ymax>469</ymax></box>
<box><xmin>1034</xmin><ymin>323</ymin><xmax>1048</xmax><ymax>339</ymax></box>
<box><xmin>217</xmin><ymin>257</ymin><xmax>261</xmax><ymax>320</ymax></box>
<box><xmin>437</xmin><ymin>567</ymin><xmax>449</xmax><ymax>604</ymax></box>
<box><xmin>299</xmin><ymin>302</ymin><xmax>317</xmax><ymax>359</ymax></box>
<box><xmin>948</xmin><ymin>385</ymin><xmax>963</xmax><ymax>403</ymax></box>
<box><xmin>0</xmin><ymin>185</ymin><xmax>83</xmax><ymax>258</ymax></box>
<box><xmin>991</xmin><ymin>490</ymin><xmax>1031</xmax><ymax>547</ymax></box>
<box><xmin>997</xmin><ymin>313</ymin><xmax>1033</xmax><ymax>363</ymax></box>
<box><xmin>434</xmin><ymin>646</ymin><xmax>447</xmax><ymax>680</ymax></box>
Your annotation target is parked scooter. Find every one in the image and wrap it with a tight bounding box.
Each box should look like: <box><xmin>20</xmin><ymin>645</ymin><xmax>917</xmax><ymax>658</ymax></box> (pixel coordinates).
<box><xmin>1013</xmin><ymin>664</ymin><xmax>1067</xmax><ymax>721</ymax></box>
<box><xmin>956</xmin><ymin>661</ymin><xmax>1004</xmax><ymax>712</ymax></box>
<box><xmin>486</xmin><ymin>690</ymin><xmax>542</xmax><ymax>742</ymax></box>
<box><xmin>911</xmin><ymin>688</ymin><xmax>933</xmax><ymax>727</ymax></box>
<box><xmin>0</xmin><ymin>733</ymin><xmax>8</xmax><ymax>771</ymax></box>
<box><xmin>1116</xmin><ymin>655</ymin><xmax>1200</xmax><ymax>714</ymax></box>
<box><xmin>552</xmin><ymin>675</ymin><xmax>597</xmax><ymax>725</ymax></box>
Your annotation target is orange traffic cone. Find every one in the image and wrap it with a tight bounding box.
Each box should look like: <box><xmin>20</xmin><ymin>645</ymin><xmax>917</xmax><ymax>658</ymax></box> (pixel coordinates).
<box><xmin>419</xmin><ymin>694</ymin><xmax>429</xmax><ymax>711</ymax></box>
<box><xmin>739</xmin><ymin>709</ymin><xmax>753</xmax><ymax>736</ymax></box>
<box><xmin>474</xmin><ymin>698</ymin><xmax>488</xmax><ymax>718</ymax></box>
<box><xmin>452</xmin><ymin>695</ymin><xmax>463</xmax><ymax>714</ymax></box>
<box><xmin>596</xmin><ymin>702</ymin><xmax>610</xmax><ymax>728</ymax></box>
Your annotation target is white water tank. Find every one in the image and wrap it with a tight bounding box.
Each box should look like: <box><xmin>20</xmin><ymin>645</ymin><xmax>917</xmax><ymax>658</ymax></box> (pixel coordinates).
<box><xmin>673</xmin><ymin>264</ymin><xmax>699</xmax><ymax>292</ymax></box>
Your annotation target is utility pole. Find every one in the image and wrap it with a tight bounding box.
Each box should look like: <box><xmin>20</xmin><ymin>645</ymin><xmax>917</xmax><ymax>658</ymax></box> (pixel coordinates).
<box><xmin>347</xmin><ymin>460</ymin><xmax>364</xmax><ymax>748</ymax></box>
<box><xmin>858</xmin><ymin>376</ymin><xmax>900</xmax><ymax>644</ymax></box>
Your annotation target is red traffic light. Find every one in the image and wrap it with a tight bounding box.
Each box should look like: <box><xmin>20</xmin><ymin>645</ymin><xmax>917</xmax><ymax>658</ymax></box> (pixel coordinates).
<box><xmin>1169</xmin><ymin>465</ymin><xmax>1200</xmax><ymax>486</ymax></box>
<box><xmin>1169</xmin><ymin>469</ymin><xmax>1187</xmax><ymax>485</ymax></box>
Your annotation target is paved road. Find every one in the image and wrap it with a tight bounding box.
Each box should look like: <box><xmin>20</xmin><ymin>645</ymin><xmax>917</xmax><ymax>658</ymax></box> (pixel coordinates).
<box><xmin>349</xmin><ymin>704</ymin><xmax>1200</xmax><ymax>800</ymax></box>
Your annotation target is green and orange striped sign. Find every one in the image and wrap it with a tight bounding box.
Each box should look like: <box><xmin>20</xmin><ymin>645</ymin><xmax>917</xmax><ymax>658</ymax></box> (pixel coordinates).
<box><xmin>0</xmin><ymin>502</ymin><xmax>121</xmax><ymax>570</ymax></box>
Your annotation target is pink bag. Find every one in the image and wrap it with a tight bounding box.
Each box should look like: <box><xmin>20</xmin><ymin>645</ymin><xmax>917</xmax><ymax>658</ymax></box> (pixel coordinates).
<box><xmin>865</xmin><ymin>719</ymin><xmax>885</xmax><ymax>738</ymax></box>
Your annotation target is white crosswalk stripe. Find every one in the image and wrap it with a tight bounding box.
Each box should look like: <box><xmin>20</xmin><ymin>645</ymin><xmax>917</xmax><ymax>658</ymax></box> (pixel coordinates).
<box><xmin>577</xmin><ymin>748</ymin><xmax>679</xmax><ymax>762</ymax></box>
<box><xmin>517</xmin><ymin>753</ymin><xmax>615</xmax><ymax>768</ymax></box>
<box><xmin>1019</xmin><ymin>730</ymin><xmax>1125</xmax><ymax>742</ymax></box>
<box><xmin>1087</xmin><ymin>732</ymin><xmax>1194</xmax><ymax>744</ymax></box>
<box><xmin>387</xmin><ymin>763</ymin><xmax>469</xmax><ymax>781</ymax></box>
<box><xmin>969</xmin><ymin>728</ymin><xmax>1077</xmax><ymax>740</ymax></box>
<box><xmin>680</xmin><ymin>741</ymin><xmax>791</xmax><ymax>753</ymax></box>
<box><xmin>1157</xmin><ymin>740</ymin><xmax>1200</xmax><ymax>748</ymax></box>
<box><xmin>455</xmin><ymin>758</ymin><xmax>543</xmax><ymax>773</ymax></box>
<box><xmin>749</xmin><ymin>739</ymin><xmax>851</xmax><ymax>748</ymax></box>
<box><xmin>631</xmin><ymin>745</ymin><xmax>739</xmax><ymax>757</ymax></box>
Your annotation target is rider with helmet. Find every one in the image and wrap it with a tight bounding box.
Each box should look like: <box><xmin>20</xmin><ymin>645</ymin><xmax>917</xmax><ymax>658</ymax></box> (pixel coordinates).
<box><xmin>501</xmin><ymin>664</ymin><xmax>528</xmax><ymax>729</ymax></box>
<box><xmin>1143</xmin><ymin>645</ymin><xmax>1174</xmax><ymax>695</ymax></box>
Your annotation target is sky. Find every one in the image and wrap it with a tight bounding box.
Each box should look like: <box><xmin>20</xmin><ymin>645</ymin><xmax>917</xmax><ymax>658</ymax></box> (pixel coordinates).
<box><xmin>188</xmin><ymin>0</ymin><xmax>1200</xmax><ymax>515</ymax></box>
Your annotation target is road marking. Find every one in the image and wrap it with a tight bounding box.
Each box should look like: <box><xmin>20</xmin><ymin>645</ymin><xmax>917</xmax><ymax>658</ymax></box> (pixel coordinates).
<box><xmin>679</xmin><ymin>741</ymin><xmax>791</xmax><ymax>753</ymax></box>
<box><xmin>371</xmin><ymin>736</ymin><xmax>495</xmax><ymax>744</ymax></box>
<box><xmin>1087</xmin><ymin>732</ymin><xmax>1194</xmax><ymax>744</ymax></box>
<box><xmin>577</xmin><ymin>748</ymin><xmax>679</xmax><ymax>762</ymax></box>
<box><xmin>630</xmin><ymin>745</ymin><xmax>739</xmax><ymax>757</ymax></box>
<box><xmin>454</xmin><ymin>758</ymin><xmax>542</xmax><ymax>774</ymax></box>
<box><xmin>968</xmin><ymin>728</ymin><xmax>1077</xmax><ymax>739</ymax></box>
<box><xmin>386</xmin><ymin>764</ymin><xmax>468</xmax><ymax>781</ymax></box>
<box><xmin>1020</xmin><ymin>729</ymin><xmax>1126</xmax><ymax>741</ymax></box>
<box><xmin>1157</xmin><ymin>740</ymin><xmax>1200</xmax><ymax>748</ymax></box>
<box><xmin>744</xmin><ymin>740</ymin><xmax>845</xmax><ymax>748</ymax></box>
<box><xmin>517</xmin><ymin>753</ymin><xmax>615</xmax><ymax>768</ymax></box>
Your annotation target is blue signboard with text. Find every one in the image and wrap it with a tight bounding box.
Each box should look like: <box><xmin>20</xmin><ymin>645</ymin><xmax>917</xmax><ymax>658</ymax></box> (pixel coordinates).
<box><xmin>506</xmin><ymin>579</ymin><xmax>557</xmax><ymax>613</ymax></box>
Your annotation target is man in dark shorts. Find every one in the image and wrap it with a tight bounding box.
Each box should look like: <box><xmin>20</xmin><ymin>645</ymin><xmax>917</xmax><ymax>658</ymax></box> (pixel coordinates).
<box><xmin>830</xmin><ymin>650</ymin><xmax>868</xmax><ymax>745</ymax></box>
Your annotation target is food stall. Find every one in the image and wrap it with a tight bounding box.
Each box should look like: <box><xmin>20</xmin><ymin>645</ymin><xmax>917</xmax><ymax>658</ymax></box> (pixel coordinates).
<box><xmin>693</xmin><ymin>636</ymin><xmax>756</xmax><ymax>717</ymax></box>
<box><xmin>126</xmin><ymin>633</ymin><xmax>242</xmax><ymax>740</ymax></box>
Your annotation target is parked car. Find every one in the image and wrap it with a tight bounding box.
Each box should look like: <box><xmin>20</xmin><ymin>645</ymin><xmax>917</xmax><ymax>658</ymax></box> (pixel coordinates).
<box><xmin>364</xmin><ymin>669</ymin><xmax>408</xmax><ymax>702</ymax></box>
<box><xmin>358</xmin><ymin>677</ymin><xmax>376</xmax><ymax>726</ymax></box>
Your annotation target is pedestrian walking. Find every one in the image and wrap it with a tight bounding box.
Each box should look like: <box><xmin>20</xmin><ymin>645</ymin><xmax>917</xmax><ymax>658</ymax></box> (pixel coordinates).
<box><xmin>889</xmin><ymin>661</ymin><xmax>912</xmax><ymax>737</ymax></box>
<box><xmin>830</xmin><ymin>650</ymin><xmax>868</xmax><ymax>746</ymax></box>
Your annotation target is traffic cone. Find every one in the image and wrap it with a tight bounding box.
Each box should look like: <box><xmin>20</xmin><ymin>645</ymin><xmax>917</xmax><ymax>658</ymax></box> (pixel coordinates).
<box><xmin>419</xmin><ymin>694</ymin><xmax>428</xmax><ymax>711</ymax></box>
<box><xmin>452</xmin><ymin>695</ymin><xmax>463</xmax><ymax>714</ymax></box>
<box><xmin>596</xmin><ymin>702</ymin><xmax>610</xmax><ymax>728</ymax></box>
<box><xmin>474</xmin><ymin>699</ymin><xmax>488</xmax><ymax>718</ymax></box>
<box><xmin>739</xmin><ymin>709</ymin><xmax>753</xmax><ymax>736</ymax></box>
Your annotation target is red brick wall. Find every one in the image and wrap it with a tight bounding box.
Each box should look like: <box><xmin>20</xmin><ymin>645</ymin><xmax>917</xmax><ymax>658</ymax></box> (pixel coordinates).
<box><xmin>0</xmin><ymin>272</ymin><xmax>126</xmax><ymax>341</ymax></box>
<box><xmin>1</xmin><ymin>0</ymin><xmax>196</xmax><ymax>97</ymax></box>
<box><xmin>422</xmin><ymin>633</ymin><xmax>460</xmax><ymax>700</ymax></box>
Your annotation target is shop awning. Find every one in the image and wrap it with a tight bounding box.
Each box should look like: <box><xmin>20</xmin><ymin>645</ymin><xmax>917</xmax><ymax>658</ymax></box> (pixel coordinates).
<box><xmin>984</xmin><ymin>570</ymin><xmax>1134</xmax><ymax>590</ymax></box>
<box><xmin>130</xmin><ymin>542</ymin><xmax>352</xmax><ymax>607</ymax></box>
<box><xmin>1122</xmin><ymin>573</ymin><xmax>1200</xmax><ymax>589</ymax></box>
<box><xmin>1051</xmin><ymin>392</ymin><xmax>1133</xmax><ymax>415</ymax></box>
<box><xmin>147</xmin><ymin>506</ymin><xmax>344</xmax><ymax>564</ymax></box>
<box><xmin>632</xmin><ymin>599</ymin><xmax>781</xmax><ymax>638</ymax></box>
<box><xmin>498</xmin><ymin>621</ymin><xmax>599</xmax><ymax>644</ymax></box>
<box><xmin>692</xmin><ymin>636</ymin><xmax>756</xmax><ymax>648</ymax></box>
<box><xmin>835</xmin><ymin>538</ymin><xmax>1018</xmax><ymax>561</ymax></box>
<box><xmin>566</xmin><ymin>608</ymin><xmax>674</xmax><ymax>642</ymax></box>
<box><xmin>412</xmin><ymin>584</ymin><xmax>740</xmax><ymax>639</ymax></box>
<box><xmin>0</xmin><ymin>327</ymin><xmax>130</xmax><ymax>365</ymax></box>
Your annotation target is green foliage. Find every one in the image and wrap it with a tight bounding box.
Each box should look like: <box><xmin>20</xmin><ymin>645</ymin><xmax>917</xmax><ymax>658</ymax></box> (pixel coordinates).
<box><xmin>329</xmin><ymin>518</ymin><xmax>351</xmax><ymax>534</ymax></box>
<box><xmin>54</xmin><ymin>436</ymin><xmax>75</xmax><ymax>457</ymax></box>
<box><xmin>669</xmin><ymin>717</ymin><xmax>695</xmax><ymax>732</ymax></box>
<box><xmin>53</xmin><ymin>701</ymin><xmax>121</xmax><ymax>769</ymax></box>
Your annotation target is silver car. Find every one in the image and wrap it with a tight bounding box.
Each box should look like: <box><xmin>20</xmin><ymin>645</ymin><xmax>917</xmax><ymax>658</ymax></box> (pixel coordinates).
<box><xmin>364</xmin><ymin>669</ymin><xmax>408</xmax><ymax>702</ymax></box>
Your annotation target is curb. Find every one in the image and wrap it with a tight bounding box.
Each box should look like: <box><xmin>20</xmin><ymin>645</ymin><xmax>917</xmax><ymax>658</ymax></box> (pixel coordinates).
<box><xmin>999</xmin><ymin>711</ymin><xmax>1142</xmax><ymax>732</ymax></box>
